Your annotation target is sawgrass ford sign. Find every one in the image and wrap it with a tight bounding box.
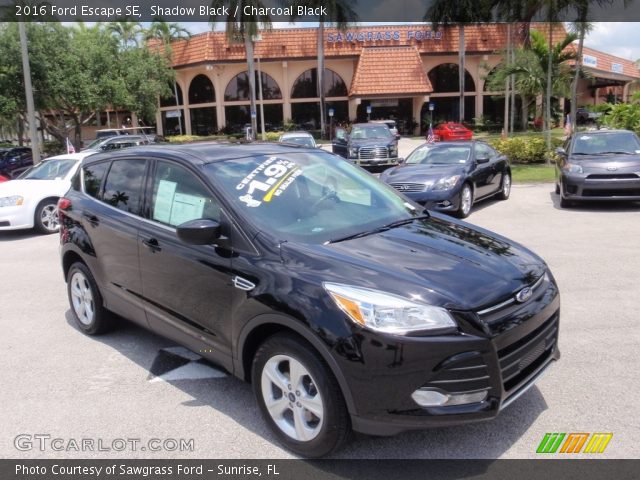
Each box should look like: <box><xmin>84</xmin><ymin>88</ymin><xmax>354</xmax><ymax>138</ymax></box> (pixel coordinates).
<box><xmin>327</xmin><ymin>30</ymin><xmax>443</xmax><ymax>43</ymax></box>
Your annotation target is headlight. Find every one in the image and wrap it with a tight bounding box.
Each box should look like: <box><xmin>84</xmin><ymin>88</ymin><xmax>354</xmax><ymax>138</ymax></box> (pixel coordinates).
<box><xmin>563</xmin><ymin>162</ymin><xmax>583</xmax><ymax>174</ymax></box>
<box><xmin>390</xmin><ymin>145</ymin><xmax>398</xmax><ymax>156</ymax></box>
<box><xmin>323</xmin><ymin>283</ymin><xmax>457</xmax><ymax>334</ymax></box>
<box><xmin>432</xmin><ymin>175</ymin><xmax>461</xmax><ymax>191</ymax></box>
<box><xmin>0</xmin><ymin>195</ymin><xmax>24</xmax><ymax>207</ymax></box>
<box><xmin>348</xmin><ymin>147</ymin><xmax>358</xmax><ymax>158</ymax></box>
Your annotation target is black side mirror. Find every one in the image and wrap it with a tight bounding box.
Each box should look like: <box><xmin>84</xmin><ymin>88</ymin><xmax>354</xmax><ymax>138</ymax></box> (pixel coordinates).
<box><xmin>177</xmin><ymin>219</ymin><xmax>222</xmax><ymax>245</ymax></box>
<box><xmin>476</xmin><ymin>156</ymin><xmax>490</xmax><ymax>164</ymax></box>
<box><xmin>555</xmin><ymin>147</ymin><xmax>567</xmax><ymax>156</ymax></box>
<box><xmin>397</xmin><ymin>158</ymin><xmax>405</xmax><ymax>164</ymax></box>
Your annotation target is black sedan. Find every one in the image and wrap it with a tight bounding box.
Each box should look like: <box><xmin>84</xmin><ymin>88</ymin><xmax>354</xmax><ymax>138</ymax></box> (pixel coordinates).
<box><xmin>380</xmin><ymin>141</ymin><xmax>511</xmax><ymax>218</ymax></box>
<box><xmin>555</xmin><ymin>129</ymin><xmax>640</xmax><ymax>208</ymax></box>
<box><xmin>0</xmin><ymin>146</ymin><xmax>33</xmax><ymax>179</ymax></box>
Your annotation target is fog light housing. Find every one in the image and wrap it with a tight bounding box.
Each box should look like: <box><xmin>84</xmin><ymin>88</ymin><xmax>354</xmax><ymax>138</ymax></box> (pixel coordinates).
<box><xmin>411</xmin><ymin>388</ymin><xmax>488</xmax><ymax>407</ymax></box>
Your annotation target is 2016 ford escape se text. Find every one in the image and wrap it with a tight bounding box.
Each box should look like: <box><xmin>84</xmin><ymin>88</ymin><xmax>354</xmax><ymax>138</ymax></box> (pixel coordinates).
<box><xmin>58</xmin><ymin>143</ymin><xmax>560</xmax><ymax>457</ymax></box>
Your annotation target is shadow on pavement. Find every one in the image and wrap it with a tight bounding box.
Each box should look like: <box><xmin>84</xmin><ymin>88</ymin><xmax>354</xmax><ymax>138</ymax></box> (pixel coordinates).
<box><xmin>549</xmin><ymin>191</ymin><xmax>640</xmax><ymax>212</ymax></box>
<box><xmin>64</xmin><ymin>310</ymin><xmax>548</xmax><ymax>460</ymax></box>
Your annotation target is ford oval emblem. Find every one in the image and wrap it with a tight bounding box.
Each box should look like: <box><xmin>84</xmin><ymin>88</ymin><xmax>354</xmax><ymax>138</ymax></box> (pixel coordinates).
<box><xmin>515</xmin><ymin>287</ymin><xmax>533</xmax><ymax>303</ymax></box>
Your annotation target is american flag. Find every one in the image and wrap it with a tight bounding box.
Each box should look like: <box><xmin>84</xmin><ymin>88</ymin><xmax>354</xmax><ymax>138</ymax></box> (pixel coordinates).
<box><xmin>426</xmin><ymin>124</ymin><xmax>436</xmax><ymax>144</ymax></box>
<box><xmin>66</xmin><ymin>137</ymin><xmax>75</xmax><ymax>154</ymax></box>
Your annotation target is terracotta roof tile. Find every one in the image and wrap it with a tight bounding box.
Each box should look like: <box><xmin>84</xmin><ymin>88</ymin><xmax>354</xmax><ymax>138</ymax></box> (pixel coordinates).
<box><xmin>572</xmin><ymin>45</ymin><xmax>640</xmax><ymax>79</ymax></box>
<box><xmin>349</xmin><ymin>46</ymin><xmax>432</xmax><ymax>96</ymax></box>
<box><xmin>163</xmin><ymin>23</ymin><xmax>568</xmax><ymax>67</ymax></box>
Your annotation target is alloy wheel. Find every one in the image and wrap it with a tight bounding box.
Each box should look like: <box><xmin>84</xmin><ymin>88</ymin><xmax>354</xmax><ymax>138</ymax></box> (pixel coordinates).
<box><xmin>70</xmin><ymin>271</ymin><xmax>95</xmax><ymax>326</ymax></box>
<box><xmin>260</xmin><ymin>354</ymin><xmax>324</xmax><ymax>442</ymax></box>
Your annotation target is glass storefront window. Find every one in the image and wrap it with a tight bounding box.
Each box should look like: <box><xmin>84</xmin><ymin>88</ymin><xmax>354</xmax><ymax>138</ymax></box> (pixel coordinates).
<box><xmin>291</xmin><ymin>69</ymin><xmax>348</xmax><ymax>98</ymax></box>
<box><xmin>224</xmin><ymin>71</ymin><xmax>282</xmax><ymax>101</ymax></box>
<box><xmin>190</xmin><ymin>107</ymin><xmax>217</xmax><ymax>136</ymax></box>
<box><xmin>189</xmin><ymin>75</ymin><xmax>215</xmax><ymax>104</ymax></box>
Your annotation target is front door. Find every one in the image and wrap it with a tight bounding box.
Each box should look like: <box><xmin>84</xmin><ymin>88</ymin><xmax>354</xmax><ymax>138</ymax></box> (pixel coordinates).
<box><xmin>138</xmin><ymin>159</ymin><xmax>234</xmax><ymax>368</ymax></box>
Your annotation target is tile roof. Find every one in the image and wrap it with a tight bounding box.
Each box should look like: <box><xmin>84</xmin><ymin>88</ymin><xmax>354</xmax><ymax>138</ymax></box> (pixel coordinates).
<box><xmin>571</xmin><ymin>45</ymin><xmax>640</xmax><ymax>79</ymax></box>
<box><xmin>160</xmin><ymin>23</ymin><xmax>569</xmax><ymax>67</ymax></box>
<box><xmin>349</xmin><ymin>46</ymin><xmax>433</xmax><ymax>96</ymax></box>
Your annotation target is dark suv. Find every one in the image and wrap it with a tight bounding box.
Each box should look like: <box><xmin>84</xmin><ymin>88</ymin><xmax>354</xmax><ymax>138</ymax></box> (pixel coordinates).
<box><xmin>332</xmin><ymin>123</ymin><xmax>400</xmax><ymax>167</ymax></box>
<box><xmin>0</xmin><ymin>147</ymin><xmax>33</xmax><ymax>178</ymax></box>
<box><xmin>59</xmin><ymin>143</ymin><xmax>560</xmax><ymax>457</ymax></box>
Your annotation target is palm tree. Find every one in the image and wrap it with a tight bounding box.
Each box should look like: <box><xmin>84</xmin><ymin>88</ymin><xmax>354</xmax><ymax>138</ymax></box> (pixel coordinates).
<box><xmin>145</xmin><ymin>20</ymin><xmax>191</xmax><ymax>135</ymax></box>
<box><xmin>426</xmin><ymin>0</ymin><xmax>492</xmax><ymax>123</ymax></box>
<box><xmin>210</xmin><ymin>1</ymin><xmax>271</xmax><ymax>139</ymax></box>
<box><xmin>289</xmin><ymin>0</ymin><xmax>357</xmax><ymax>139</ymax></box>
<box><xmin>107</xmin><ymin>20</ymin><xmax>142</xmax><ymax>50</ymax></box>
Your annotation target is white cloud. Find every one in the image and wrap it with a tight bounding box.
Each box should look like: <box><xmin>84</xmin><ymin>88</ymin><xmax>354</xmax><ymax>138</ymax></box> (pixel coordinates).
<box><xmin>584</xmin><ymin>23</ymin><xmax>640</xmax><ymax>61</ymax></box>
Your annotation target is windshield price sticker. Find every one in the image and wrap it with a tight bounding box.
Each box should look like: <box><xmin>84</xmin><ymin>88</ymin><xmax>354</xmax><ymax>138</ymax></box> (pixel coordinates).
<box><xmin>237</xmin><ymin>157</ymin><xmax>301</xmax><ymax>207</ymax></box>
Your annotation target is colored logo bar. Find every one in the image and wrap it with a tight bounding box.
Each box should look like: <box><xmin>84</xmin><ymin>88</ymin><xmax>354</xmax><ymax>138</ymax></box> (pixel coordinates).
<box><xmin>536</xmin><ymin>433</ymin><xmax>612</xmax><ymax>454</ymax></box>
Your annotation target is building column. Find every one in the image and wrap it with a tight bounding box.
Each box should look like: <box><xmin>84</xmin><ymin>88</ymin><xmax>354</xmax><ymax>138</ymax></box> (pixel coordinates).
<box><xmin>282</xmin><ymin>61</ymin><xmax>291</xmax><ymax>121</ymax></box>
<box><xmin>623</xmin><ymin>82</ymin><xmax>631</xmax><ymax>103</ymax></box>
<box><xmin>212</xmin><ymin>65</ymin><xmax>226</xmax><ymax>131</ymax></box>
<box><xmin>348</xmin><ymin>98</ymin><xmax>359</xmax><ymax>122</ymax></box>
<box><xmin>413</xmin><ymin>96</ymin><xmax>426</xmax><ymax>135</ymax></box>
<box><xmin>156</xmin><ymin>110</ymin><xmax>163</xmax><ymax>136</ymax></box>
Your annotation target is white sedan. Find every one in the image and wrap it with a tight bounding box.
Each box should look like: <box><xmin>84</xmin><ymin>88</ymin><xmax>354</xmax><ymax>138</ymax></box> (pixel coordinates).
<box><xmin>0</xmin><ymin>152</ymin><xmax>94</xmax><ymax>234</ymax></box>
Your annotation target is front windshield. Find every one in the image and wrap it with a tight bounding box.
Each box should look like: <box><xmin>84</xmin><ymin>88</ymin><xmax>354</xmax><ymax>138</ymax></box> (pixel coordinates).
<box><xmin>572</xmin><ymin>132</ymin><xmax>640</xmax><ymax>155</ymax></box>
<box><xmin>350</xmin><ymin>126</ymin><xmax>392</xmax><ymax>140</ymax></box>
<box><xmin>205</xmin><ymin>151</ymin><xmax>421</xmax><ymax>244</ymax></box>
<box><xmin>21</xmin><ymin>159</ymin><xmax>77</xmax><ymax>180</ymax></box>
<box><xmin>406</xmin><ymin>145</ymin><xmax>471</xmax><ymax>165</ymax></box>
<box><xmin>282</xmin><ymin>136</ymin><xmax>315</xmax><ymax>147</ymax></box>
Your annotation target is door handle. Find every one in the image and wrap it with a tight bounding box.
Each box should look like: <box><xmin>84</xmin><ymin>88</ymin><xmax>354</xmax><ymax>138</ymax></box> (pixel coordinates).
<box><xmin>82</xmin><ymin>212</ymin><xmax>99</xmax><ymax>226</ymax></box>
<box><xmin>142</xmin><ymin>238</ymin><xmax>162</xmax><ymax>253</ymax></box>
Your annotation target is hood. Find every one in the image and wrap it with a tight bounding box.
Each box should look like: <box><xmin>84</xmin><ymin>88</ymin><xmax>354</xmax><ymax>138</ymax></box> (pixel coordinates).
<box><xmin>569</xmin><ymin>154</ymin><xmax>640</xmax><ymax>172</ymax></box>
<box><xmin>349</xmin><ymin>138</ymin><xmax>396</xmax><ymax>148</ymax></box>
<box><xmin>381</xmin><ymin>164</ymin><xmax>467</xmax><ymax>183</ymax></box>
<box><xmin>0</xmin><ymin>179</ymin><xmax>70</xmax><ymax>198</ymax></box>
<box><xmin>286</xmin><ymin>216</ymin><xmax>545</xmax><ymax>311</ymax></box>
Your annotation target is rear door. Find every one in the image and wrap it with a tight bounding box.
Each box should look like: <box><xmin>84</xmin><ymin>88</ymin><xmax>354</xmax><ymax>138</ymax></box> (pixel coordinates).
<box><xmin>137</xmin><ymin>158</ymin><xmax>234</xmax><ymax>368</ymax></box>
<box><xmin>79</xmin><ymin>157</ymin><xmax>149</xmax><ymax>327</ymax></box>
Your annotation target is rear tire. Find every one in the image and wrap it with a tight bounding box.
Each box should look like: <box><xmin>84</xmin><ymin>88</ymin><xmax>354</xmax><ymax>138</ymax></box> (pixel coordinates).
<box><xmin>67</xmin><ymin>262</ymin><xmax>113</xmax><ymax>335</ymax></box>
<box><xmin>34</xmin><ymin>198</ymin><xmax>60</xmax><ymax>234</ymax></box>
<box><xmin>252</xmin><ymin>333</ymin><xmax>351</xmax><ymax>457</ymax></box>
<box><xmin>456</xmin><ymin>183</ymin><xmax>473</xmax><ymax>218</ymax></box>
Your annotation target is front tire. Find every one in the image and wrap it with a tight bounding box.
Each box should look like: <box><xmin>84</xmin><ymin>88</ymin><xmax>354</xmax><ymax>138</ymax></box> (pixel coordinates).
<box><xmin>34</xmin><ymin>198</ymin><xmax>60</xmax><ymax>234</ymax></box>
<box><xmin>456</xmin><ymin>183</ymin><xmax>473</xmax><ymax>218</ymax></box>
<box><xmin>497</xmin><ymin>172</ymin><xmax>511</xmax><ymax>200</ymax></box>
<box><xmin>67</xmin><ymin>262</ymin><xmax>113</xmax><ymax>335</ymax></box>
<box><xmin>252</xmin><ymin>333</ymin><xmax>350</xmax><ymax>457</ymax></box>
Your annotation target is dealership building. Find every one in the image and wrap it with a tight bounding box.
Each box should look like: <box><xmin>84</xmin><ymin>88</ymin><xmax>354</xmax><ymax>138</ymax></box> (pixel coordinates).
<box><xmin>154</xmin><ymin>24</ymin><xmax>640</xmax><ymax>136</ymax></box>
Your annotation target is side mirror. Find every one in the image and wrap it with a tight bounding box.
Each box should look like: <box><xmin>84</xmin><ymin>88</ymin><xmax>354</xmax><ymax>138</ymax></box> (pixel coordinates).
<box><xmin>555</xmin><ymin>147</ymin><xmax>567</xmax><ymax>156</ymax></box>
<box><xmin>397</xmin><ymin>158</ymin><xmax>405</xmax><ymax>164</ymax></box>
<box><xmin>176</xmin><ymin>219</ymin><xmax>222</xmax><ymax>245</ymax></box>
<box><xmin>476</xmin><ymin>156</ymin><xmax>490</xmax><ymax>164</ymax></box>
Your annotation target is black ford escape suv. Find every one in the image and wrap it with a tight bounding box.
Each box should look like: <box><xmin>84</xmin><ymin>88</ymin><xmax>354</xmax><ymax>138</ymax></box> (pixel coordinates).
<box><xmin>59</xmin><ymin>143</ymin><xmax>560</xmax><ymax>457</ymax></box>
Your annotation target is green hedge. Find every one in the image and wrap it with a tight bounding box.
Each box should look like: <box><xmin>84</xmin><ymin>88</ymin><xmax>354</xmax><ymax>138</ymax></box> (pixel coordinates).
<box><xmin>488</xmin><ymin>136</ymin><xmax>562</xmax><ymax>164</ymax></box>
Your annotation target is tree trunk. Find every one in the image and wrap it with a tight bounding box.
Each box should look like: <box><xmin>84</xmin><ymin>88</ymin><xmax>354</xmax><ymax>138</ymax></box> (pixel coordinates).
<box><xmin>17</xmin><ymin>117</ymin><xmax>24</xmax><ymax>146</ymax></box>
<box><xmin>458</xmin><ymin>25</ymin><xmax>465</xmax><ymax>123</ymax></box>
<box><xmin>173</xmin><ymin>81</ymin><xmax>183</xmax><ymax>135</ymax></box>
<box><xmin>245</xmin><ymin>35</ymin><xmax>257</xmax><ymax>140</ymax></box>
<box><xmin>545</xmin><ymin>21</ymin><xmax>553</xmax><ymax>165</ymax></box>
<box><xmin>317</xmin><ymin>21</ymin><xmax>326</xmax><ymax>139</ymax></box>
<box><xmin>571</xmin><ymin>23</ymin><xmax>586</xmax><ymax>134</ymax></box>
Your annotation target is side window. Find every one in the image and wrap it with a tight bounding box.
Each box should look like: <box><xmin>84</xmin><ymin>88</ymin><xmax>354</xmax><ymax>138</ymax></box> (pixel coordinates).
<box><xmin>475</xmin><ymin>144</ymin><xmax>493</xmax><ymax>159</ymax></box>
<box><xmin>150</xmin><ymin>161</ymin><xmax>220</xmax><ymax>227</ymax></box>
<box><xmin>103</xmin><ymin>159</ymin><xmax>146</xmax><ymax>214</ymax></box>
<box><xmin>83</xmin><ymin>162</ymin><xmax>110</xmax><ymax>198</ymax></box>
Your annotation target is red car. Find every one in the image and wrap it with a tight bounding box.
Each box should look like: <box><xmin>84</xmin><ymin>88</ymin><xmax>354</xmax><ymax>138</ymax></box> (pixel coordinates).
<box><xmin>431</xmin><ymin>122</ymin><xmax>473</xmax><ymax>141</ymax></box>
<box><xmin>0</xmin><ymin>173</ymin><xmax>10</xmax><ymax>183</ymax></box>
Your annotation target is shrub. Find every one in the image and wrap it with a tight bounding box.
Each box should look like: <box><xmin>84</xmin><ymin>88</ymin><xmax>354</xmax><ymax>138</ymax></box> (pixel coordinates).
<box><xmin>488</xmin><ymin>136</ymin><xmax>562</xmax><ymax>164</ymax></box>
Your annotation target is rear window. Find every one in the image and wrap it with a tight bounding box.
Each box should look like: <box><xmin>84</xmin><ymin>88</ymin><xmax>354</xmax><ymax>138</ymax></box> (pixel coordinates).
<box><xmin>83</xmin><ymin>162</ymin><xmax>110</xmax><ymax>198</ymax></box>
<box><xmin>102</xmin><ymin>159</ymin><xmax>146</xmax><ymax>214</ymax></box>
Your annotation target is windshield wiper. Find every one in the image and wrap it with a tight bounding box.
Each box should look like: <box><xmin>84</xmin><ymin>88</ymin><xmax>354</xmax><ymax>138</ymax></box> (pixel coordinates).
<box><xmin>597</xmin><ymin>151</ymin><xmax>634</xmax><ymax>155</ymax></box>
<box><xmin>327</xmin><ymin>214</ymin><xmax>430</xmax><ymax>244</ymax></box>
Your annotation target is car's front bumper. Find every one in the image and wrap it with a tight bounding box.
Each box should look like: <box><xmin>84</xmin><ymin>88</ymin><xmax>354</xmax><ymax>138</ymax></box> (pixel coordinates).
<box><xmin>0</xmin><ymin>205</ymin><xmax>33</xmax><ymax>230</ymax></box>
<box><xmin>561</xmin><ymin>172</ymin><xmax>640</xmax><ymax>201</ymax></box>
<box><xmin>340</xmin><ymin>277</ymin><xmax>560</xmax><ymax>436</ymax></box>
<box><xmin>399</xmin><ymin>188</ymin><xmax>462</xmax><ymax>213</ymax></box>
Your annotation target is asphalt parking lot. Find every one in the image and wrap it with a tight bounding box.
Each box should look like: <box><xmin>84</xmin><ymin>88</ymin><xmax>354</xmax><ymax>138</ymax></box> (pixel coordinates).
<box><xmin>1</xmin><ymin>171</ymin><xmax>640</xmax><ymax>459</ymax></box>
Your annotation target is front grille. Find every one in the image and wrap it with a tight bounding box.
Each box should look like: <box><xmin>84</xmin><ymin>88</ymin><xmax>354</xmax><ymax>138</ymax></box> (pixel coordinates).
<box><xmin>389</xmin><ymin>182</ymin><xmax>427</xmax><ymax>193</ymax></box>
<box><xmin>477</xmin><ymin>273</ymin><xmax>546</xmax><ymax>319</ymax></box>
<box><xmin>583</xmin><ymin>188</ymin><xmax>640</xmax><ymax>197</ymax></box>
<box><xmin>586</xmin><ymin>173</ymin><xmax>639</xmax><ymax>180</ymax></box>
<box><xmin>498</xmin><ymin>314</ymin><xmax>558</xmax><ymax>393</ymax></box>
<box><xmin>358</xmin><ymin>146</ymin><xmax>389</xmax><ymax>160</ymax></box>
<box><xmin>421</xmin><ymin>351</ymin><xmax>491</xmax><ymax>394</ymax></box>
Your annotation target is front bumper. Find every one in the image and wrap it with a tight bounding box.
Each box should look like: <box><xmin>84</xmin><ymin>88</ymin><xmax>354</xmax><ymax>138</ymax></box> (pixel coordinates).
<box><xmin>401</xmin><ymin>188</ymin><xmax>462</xmax><ymax>213</ymax></box>
<box><xmin>561</xmin><ymin>172</ymin><xmax>640</xmax><ymax>201</ymax></box>
<box><xmin>0</xmin><ymin>205</ymin><xmax>33</xmax><ymax>230</ymax></box>
<box><xmin>341</xmin><ymin>277</ymin><xmax>560</xmax><ymax>436</ymax></box>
